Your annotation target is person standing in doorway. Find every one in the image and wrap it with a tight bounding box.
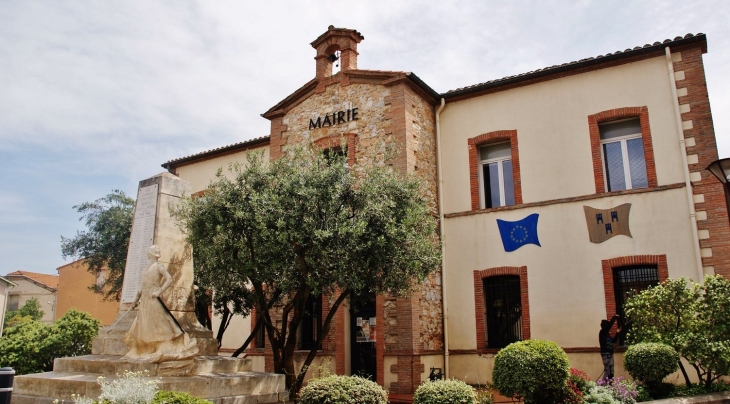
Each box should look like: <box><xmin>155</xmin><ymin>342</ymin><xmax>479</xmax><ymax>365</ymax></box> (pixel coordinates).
<box><xmin>599</xmin><ymin>314</ymin><xmax>621</xmax><ymax>380</ymax></box>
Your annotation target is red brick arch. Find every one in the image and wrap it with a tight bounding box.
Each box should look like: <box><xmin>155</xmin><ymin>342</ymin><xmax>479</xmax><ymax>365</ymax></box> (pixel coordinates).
<box><xmin>601</xmin><ymin>254</ymin><xmax>669</xmax><ymax>322</ymax></box>
<box><xmin>473</xmin><ymin>266</ymin><xmax>530</xmax><ymax>352</ymax></box>
<box><xmin>313</xmin><ymin>133</ymin><xmax>357</xmax><ymax>167</ymax></box>
<box><xmin>467</xmin><ymin>130</ymin><xmax>522</xmax><ymax>211</ymax></box>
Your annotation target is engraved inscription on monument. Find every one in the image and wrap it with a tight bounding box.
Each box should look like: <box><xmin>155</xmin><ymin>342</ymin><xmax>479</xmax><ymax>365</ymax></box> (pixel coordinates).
<box><xmin>121</xmin><ymin>184</ymin><xmax>159</xmax><ymax>303</ymax></box>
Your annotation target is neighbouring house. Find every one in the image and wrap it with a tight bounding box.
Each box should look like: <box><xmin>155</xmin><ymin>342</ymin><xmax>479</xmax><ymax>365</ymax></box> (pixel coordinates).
<box><xmin>4</xmin><ymin>270</ymin><xmax>59</xmax><ymax>324</ymax></box>
<box><xmin>55</xmin><ymin>259</ymin><xmax>119</xmax><ymax>326</ymax></box>
<box><xmin>159</xmin><ymin>27</ymin><xmax>729</xmax><ymax>394</ymax></box>
<box><xmin>0</xmin><ymin>275</ymin><xmax>17</xmax><ymax>334</ymax></box>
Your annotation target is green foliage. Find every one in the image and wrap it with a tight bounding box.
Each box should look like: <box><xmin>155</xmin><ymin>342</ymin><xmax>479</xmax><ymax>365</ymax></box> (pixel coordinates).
<box><xmin>671</xmin><ymin>382</ymin><xmax>730</xmax><ymax>397</ymax></box>
<box><xmin>492</xmin><ymin>340</ymin><xmax>570</xmax><ymax>404</ymax></box>
<box><xmin>624</xmin><ymin>343</ymin><xmax>678</xmax><ymax>384</ymax></box>
<box><xmin>172</xmin><ymin>145</ymin><xmax>440</xmax><ymax>394</ymax></box>
<box><xmin>3</xmin><ymin>297</ymin><xmax>44</xmax><ymax>331</ymax></box>
<box><xmin>625</xmin><ymin>275</ymin><xmax>730</xmax><ymax>386</ymax></box>
<box><xmin>298</xmin><ymin>375</ymin><xmax>388</xmax><ymax>404</ymax></box>
<box><xmin>61</xmin><ymin>190</ymin><xmax>135</xmax><ymax>299</ymax></box>
<box><xmin>0</xmin><ymin>308</ymin><xmax>100</xmax><ymax>374</ymax></box>
<box><xmin>413</xmin><ymin>379</ymin><xmax>477</xmax><ymax>404</ymax></box>
<box><xmin>152</xmin><ymin>390</ymin><xmax>211</xmax><ymax>404</ymax></box>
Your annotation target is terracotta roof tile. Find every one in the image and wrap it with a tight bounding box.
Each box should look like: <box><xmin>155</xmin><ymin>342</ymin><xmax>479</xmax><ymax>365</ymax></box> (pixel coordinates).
<box><xmin>162</xmin><ymin>135</ymin><xmax>270</xmax><ymax>168</ymax></box>
<box><xmin>5</xmin><ymin>270</ymin><xmax>59</xmax><ymax>290</ymax></box>
<box><xmin>443</xmin><ymin>33</ymin><xmax>704</xmax><ymax>96</ymax></box>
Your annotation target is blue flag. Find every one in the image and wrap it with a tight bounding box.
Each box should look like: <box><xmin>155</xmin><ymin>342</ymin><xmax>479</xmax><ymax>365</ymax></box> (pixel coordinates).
<box><xmin>497</xmin><ymin>213</ymin><xmax>541</xmax><ymax>252</ymax></box>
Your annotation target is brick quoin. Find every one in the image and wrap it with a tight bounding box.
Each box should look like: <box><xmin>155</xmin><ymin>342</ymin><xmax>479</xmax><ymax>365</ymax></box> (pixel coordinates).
<box><xmin>468</xmin><ymin>130</ymin><xmax>523</xmax><ymax>210</ymax></box>
<box><xmin>473</xmin><ymin>266</ymin><xmax>530</xmax><ymax>353</ymax></box>
<box><xmin>588</xmin><ymin>107</ymin><xmax>658</xmax><ymax>193</ymax></box>
<box><xmin>672</xmin><ymin>46</ymin><xmax>730</xmax><ymax>277</ymax></box>
<box><xmin>601</xmin><ymin>254</ymin><xmax>668</xmax><ymax>332</ymax></box>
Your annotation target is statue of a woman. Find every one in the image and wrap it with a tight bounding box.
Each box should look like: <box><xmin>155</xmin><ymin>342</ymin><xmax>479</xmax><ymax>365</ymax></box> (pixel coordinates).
<box><xmin>123</xmin><ymin>245</ymin><xmax>197</xmax><ymax>362</ymax></box>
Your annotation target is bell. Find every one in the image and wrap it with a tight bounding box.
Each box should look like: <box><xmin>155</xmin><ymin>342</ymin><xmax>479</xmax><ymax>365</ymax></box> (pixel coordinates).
<box><xmin>327</xmin><ymin>53</ymin><xmax>339</xmax><ymax>63</ymax></box>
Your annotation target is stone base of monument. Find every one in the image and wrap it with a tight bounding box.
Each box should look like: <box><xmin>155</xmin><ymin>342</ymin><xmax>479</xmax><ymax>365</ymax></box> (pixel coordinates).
<box><xmin>12</xmin><ymin>355</ymin><xmax>288</xmax><ymax>404</ymax></box>
<box><xmin>90</xmin><ymin>310</ymin><xmax>220</xmax><ymax>357</ymax></box>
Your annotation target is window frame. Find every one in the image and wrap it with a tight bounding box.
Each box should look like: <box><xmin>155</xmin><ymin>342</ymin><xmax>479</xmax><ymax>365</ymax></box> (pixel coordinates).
<box><xmin>468</xmin><ymin>130</ymin><xmax>522</xmax><ymax>211</ymax></box>
<box><xmin>589</xmin><ymin>107</ymin><xmax>657</xmax><ymax>194</ymax></box>
<box><xmin>473</xmin><ymin>266</ymin><xmax>531</xmax><ymax>353</ymax></box>
<box><xmin>478</xmin><ymin>142</ymin><xmax>514</xmax><ymax>209</ymax></box>
<box><xmin>599</xmin><ymin>118</ymin><xmax>647</xmax><ymax>192</ymax></box>
<box><xmin>601</xmin><ymin>255</ymin><xmax>668</xmax><ymax>336</ymax></box>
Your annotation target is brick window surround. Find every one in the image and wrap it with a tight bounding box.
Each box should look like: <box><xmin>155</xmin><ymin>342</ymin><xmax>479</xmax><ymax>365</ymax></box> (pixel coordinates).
<box><xmin>314</xmin><ymin>133</ymin><xmax>357</xmax><ymax>167</ymax></box>
<box><xmin>601</xmin><ymin>254</ymin><xmax>669</xmax><ymax>322</ymax></box>
<box><xmin>588</xmin><ymin>107</ymin><xmax>658</xmax><ymax>193</ymax></box>
<box><xmin>473</xmin><ymin>266</ymin><xmax>530</xmax><ymax>352</ymax></box>
<box><xmin>468</xmin><ymin>130</ymin><xmax>522</xmax><ymax>211</ymax></box>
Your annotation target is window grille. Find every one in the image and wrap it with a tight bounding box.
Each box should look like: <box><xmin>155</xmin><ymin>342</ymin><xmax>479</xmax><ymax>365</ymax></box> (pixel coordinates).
<box><xmin>613</xmin><ymin>265</ymin><xmax>659</xmax><ymax>345</ymax></box>
<box><xmin>483</xmin><ymin>276</ymin><xmax>522</xmax><ymax>348</ymax></box>
<box><xmin>612</xmin><ymin>265</ymin><xmax>659</xmax><ymax>318</ymax></box>
<box><xmin>299</xmin><ymin>294</ymin><xmax>322</xmax><ymax>350</ymax></box>
<box><xmin>256</xmin><ymin>318</ymin><xmax>265</xmax><ymax>349</ymax></box>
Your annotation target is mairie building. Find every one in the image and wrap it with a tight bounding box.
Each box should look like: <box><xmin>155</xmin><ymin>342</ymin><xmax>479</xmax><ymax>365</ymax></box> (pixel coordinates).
<box><xmin>161</xmin><ymin>26</ymin><xmax>730</xmax><ymax>394</ymax></box>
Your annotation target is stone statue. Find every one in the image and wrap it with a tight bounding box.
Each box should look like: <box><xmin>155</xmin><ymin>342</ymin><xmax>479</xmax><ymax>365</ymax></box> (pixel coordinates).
<box><xmin>123</xmin><ymin>245</ymin><xmax>198</xmax><ymax>362</ymax></box>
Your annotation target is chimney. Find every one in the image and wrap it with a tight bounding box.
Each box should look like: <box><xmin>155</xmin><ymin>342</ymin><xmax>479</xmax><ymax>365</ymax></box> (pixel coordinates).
<box><xmin>311</xmin><ymin>26</ymin><xmax>364</xmax><ymax>80</ymax></box>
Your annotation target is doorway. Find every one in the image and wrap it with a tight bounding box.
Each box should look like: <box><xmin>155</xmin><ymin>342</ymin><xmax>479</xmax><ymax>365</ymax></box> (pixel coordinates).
<box><xmin>350</xmin><ymin>292</ymin><xmax>377</xmax><ymax>380</ymax></box>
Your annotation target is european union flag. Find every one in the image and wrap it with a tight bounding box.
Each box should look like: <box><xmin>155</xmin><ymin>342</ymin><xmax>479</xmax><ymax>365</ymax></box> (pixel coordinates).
<box><xmin>497</xmin><ymin>214</ymin><xmax>541</xmax><ymax>252</ymax></box>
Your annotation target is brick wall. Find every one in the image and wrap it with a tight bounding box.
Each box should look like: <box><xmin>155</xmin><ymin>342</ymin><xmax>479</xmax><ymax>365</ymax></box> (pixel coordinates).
<box><xmin>671</xmin><ymin>47</ymin><xmax>730</xmax><ymax>277</ymax></box>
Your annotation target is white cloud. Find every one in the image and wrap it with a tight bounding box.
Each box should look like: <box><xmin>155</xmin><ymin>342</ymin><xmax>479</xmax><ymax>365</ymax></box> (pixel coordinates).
<box><xmin>1</xmin><ymin>0</ymin><xmax>730</xmax><ymax>273</ymax></box>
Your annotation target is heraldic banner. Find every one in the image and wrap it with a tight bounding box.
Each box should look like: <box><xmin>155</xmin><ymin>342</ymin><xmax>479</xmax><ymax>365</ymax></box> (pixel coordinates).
<box><xmin>583</xmin><ymin>203</ymin><xmax>632</xmax><ymax>243</ymax></box>
<box><xmin>497</xmin><ymin>213</ymin><xmax>541</xmax><ymax>252</ymax></box>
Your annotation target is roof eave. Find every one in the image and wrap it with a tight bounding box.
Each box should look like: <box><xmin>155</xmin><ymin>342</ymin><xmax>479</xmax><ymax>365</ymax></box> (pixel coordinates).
<box><xmin>442</xmin><ymin>34</ymin><xmax>707</xmax><ymax>101</ymax></box>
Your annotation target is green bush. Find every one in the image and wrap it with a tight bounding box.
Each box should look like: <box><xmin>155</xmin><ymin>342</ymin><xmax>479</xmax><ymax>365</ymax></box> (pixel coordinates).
<box><xmin>624</xmin><ymin>342</ymin><xmax>679</xmax><ymax>384</ymax></box>
<box><xmin>492</xmin><ymin>340</ymin><xmax>570</xmax><ymax>404</ymax></box>
<box><xmin>413</xmin><ymin>379</ymin><xmax>476</xmax><ymax>404</ymax></box>
<box><xmin>0</xmin><ymin>308</ymin><xmax>100</xmax><ymax>374</ymax></box>
<box><xmin>298</xmin><ymin>375</ymin><xmax>388</xmax><ymax>404</ymax></box>
<box><xmin>152</xmin><ymin>390</ymin><xmax>211</xmax><ymax>404</ymax></box>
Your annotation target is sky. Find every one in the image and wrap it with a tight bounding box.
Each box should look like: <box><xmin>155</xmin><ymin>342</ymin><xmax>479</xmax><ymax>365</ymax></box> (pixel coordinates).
<box><xmin>1</xmin><ymin>0</ymin><xmax>729</xmax><ymax>275</ymax></box>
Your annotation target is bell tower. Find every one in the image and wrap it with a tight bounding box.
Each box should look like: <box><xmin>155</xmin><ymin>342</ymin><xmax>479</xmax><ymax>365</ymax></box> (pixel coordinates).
<box><xmin>311</xmin><ymin>26</ymin><xmax>364</xmax><ymax>79</ymax></box>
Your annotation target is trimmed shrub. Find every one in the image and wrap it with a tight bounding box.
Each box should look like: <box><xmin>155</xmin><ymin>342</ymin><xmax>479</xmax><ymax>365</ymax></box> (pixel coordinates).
<box><xmin>298</xmin><ymin>375</ymin><xmax>388</xmax><ymax>404</ymax></box>
<box><xmin>413</xmin><ymin>379</ymin><xmax>476</xmax><ymax>404</ymax></box>
<box><xmin>624</xmin><ymin>342</ymin><xmax>679</xmax><ymax>384</ymax></box>
<box><xmin>492</xmin><ymin>340</ymin><xmax>570</xmax><ymax>404</ymax></box>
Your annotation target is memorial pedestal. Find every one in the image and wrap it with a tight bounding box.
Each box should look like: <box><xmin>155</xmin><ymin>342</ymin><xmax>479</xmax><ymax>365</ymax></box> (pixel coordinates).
<box><xmin>12</xmin><ymin>355</ymin><xmax>288</xmax><ymax>404</ymax></box>
<box><xmin>11</xmin><ymin>173</ymin><xmax>287</xmax><ymax>403</ymax></box>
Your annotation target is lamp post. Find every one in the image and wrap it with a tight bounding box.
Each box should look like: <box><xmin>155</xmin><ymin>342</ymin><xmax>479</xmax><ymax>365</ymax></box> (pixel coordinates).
<box><xmin>707</xmin><ymin>157</ymin><xmax>730</xmax><ymax>224</ymax></box>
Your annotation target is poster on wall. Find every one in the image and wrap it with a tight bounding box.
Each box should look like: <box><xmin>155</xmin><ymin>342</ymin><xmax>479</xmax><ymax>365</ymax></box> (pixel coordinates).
<box><xmin>583</xmin><ymin>204</ymin><xmax>632</xmax><ymax>243</ymax></box>
<box><xmin>496</xmin><ymin>213</ymin><xmax>541</xmax><ymax>252</ymax></box>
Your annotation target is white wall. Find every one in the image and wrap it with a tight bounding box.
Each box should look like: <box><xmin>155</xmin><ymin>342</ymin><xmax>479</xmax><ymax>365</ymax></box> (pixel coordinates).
<box><xmin>440</xmin><ymin>55</ymin><xmax>683</xmax><ymax>214</ymax></box>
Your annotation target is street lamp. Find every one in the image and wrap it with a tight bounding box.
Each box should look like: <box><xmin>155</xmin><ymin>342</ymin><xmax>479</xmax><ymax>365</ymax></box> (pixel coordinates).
<box><xmin>707</xmin><ymin>157</ymin><xmax>730</xmax><ymax>224</ymax></box>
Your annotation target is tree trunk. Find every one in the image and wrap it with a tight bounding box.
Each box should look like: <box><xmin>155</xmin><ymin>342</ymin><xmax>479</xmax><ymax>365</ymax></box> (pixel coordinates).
<box><xmin>215</xmin><ymin>305</ymin><xmax>232</xmax><ymax>348</ymax></box>
<box><xmin>678</xmin><ymin>360</ymin><xmax>692</xmax><ymax>386</ymax></box>
<box><xmin>290</xmin><ymin>290</ymin><xmax>350</xmax><ymax>396</ymax></box>
<box><xmin>231</xmin><ymin>319</ymin><xmax>260</xmax><ymax>357</ymax></box>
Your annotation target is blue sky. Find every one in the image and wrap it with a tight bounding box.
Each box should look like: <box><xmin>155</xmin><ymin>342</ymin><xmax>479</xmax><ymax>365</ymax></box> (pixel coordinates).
<box><xmin>2</xmin><ymin>0</ymin><xmax>729</xmax><ymax>275</ymax></box>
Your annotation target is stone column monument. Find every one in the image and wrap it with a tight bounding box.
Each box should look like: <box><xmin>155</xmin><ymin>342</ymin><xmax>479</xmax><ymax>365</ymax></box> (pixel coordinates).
<box><xmin>12</xmin><ymin>172</ymin><xmax>287</xmax><ymax>403</ymax></box>
<box><xmin>92</xmin><ymin>172</ymin><xmax>218</xmax><ymax>357</ymax></box>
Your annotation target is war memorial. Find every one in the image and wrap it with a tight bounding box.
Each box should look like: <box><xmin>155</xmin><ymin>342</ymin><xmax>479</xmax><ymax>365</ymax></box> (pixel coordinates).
<box><xmin>11</xmin><ymin>173</ymin><xmax>288</xmax><ymax>403</ymax></box>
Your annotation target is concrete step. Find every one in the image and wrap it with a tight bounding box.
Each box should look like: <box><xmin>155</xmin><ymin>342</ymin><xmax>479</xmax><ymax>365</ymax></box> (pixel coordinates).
<box><xmin>53</xmin><ymin>355</ymin><xmax>252</xmax><ymax>376</ymax></box>
<box><xmin>13</xmin><ymin>370</ymin><xmax>286</xmax><ymax>403</ymax></box>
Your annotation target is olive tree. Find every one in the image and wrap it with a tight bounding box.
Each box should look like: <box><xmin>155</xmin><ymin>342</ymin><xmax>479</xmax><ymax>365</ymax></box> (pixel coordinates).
<box><xmin>625</xmin><ymin>275</ymin><xmax>730</xmax><ymax>387</ymax></box>
<box><xmin>61</xmin><ymin>190</ymin><xmax>135</xmax><ymax>299</ymax></box>
<box><xmin>171</xmin><ymin>145</ymin><xmax>440</xmax><ymax>396</ymax></box>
